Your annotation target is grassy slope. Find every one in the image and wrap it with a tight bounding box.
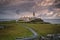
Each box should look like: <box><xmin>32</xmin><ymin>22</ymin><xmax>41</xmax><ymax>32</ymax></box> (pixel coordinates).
<box><xmin>25</xmin><ymin>23</ymin><xmax>60</xmax><ymax>36</ymax></box>
<box><xmin>0</xmin><ymin>22</ymin><xmax>32</xmax><ymax>40</ymax></box>
<box><xmin>0</xmin><ymin>21</ymin><xmax>60</xmax><ymax>40</ymax></box>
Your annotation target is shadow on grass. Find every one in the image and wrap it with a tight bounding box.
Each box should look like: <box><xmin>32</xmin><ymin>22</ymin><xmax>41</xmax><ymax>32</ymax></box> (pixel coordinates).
<box><xmin>53</xmin><ymin>24</ymin><xmax>60</xmax><ymax>34</ymax></box>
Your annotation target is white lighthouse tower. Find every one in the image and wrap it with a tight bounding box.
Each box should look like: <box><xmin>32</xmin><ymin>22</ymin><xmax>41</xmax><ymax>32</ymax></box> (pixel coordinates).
<box><xmin>33</xmin><ymin>5</ymin><xmax>36</xmax><ymax>19</ymax></box>
<box><xmin>33</xmin><ymin>11</ymin><xmax>35</xmax><ymax>17</ymax></box>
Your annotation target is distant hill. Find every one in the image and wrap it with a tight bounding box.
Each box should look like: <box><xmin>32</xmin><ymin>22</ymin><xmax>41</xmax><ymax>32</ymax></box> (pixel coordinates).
<box><xmin>27</xmin><ymin>18</ymin><xmax>50</xmax><ymax>24</ymax></box>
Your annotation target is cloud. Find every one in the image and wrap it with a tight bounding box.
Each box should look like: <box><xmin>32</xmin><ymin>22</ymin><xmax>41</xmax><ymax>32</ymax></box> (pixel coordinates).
<box><xmin>0</xmin><ymin>0</ymin><xmax>60</xmax><ymax>19</ymax></box>
<box><xmin>0</xmin><ymin>0</ymin><xmax>35</xmax><ymax>19</ymax></box>
<box><xmin>53</xmin><ymin>0</ymin><xmax>60</xmax><ymax>8</ymax></box>
<box><xmin>0</xmin><ymin>0</ymin><xmax>35</xmax><ymax>13</ymax></box>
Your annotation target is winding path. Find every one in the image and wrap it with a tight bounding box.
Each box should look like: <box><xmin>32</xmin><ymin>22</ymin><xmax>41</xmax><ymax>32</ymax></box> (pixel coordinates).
<box><xmin>16</xmin><ymin>23</ymin><xmax>38</xmax><ymax>40</ymax></box>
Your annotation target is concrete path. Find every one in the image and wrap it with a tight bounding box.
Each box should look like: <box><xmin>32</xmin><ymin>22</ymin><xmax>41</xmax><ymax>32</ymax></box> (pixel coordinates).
<box><xmin>16</xmin><ymin>23</ymin><xmax>38</xmax><ymax>40</ymax></box>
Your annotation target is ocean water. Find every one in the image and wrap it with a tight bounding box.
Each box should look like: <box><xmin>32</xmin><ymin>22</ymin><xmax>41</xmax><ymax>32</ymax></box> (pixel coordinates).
<box><xmin>44</xmin><ymin>19</ymin><xmax>60</xmax><ymax>24</ymax></box>
<box><xmin>0</xmin><ymin>19</ymin><xmax>16</xmax><ymax>21</ymax></box>
<box><xmin>0</xmin><ymin>19</ymin><xmax>60</xmax><ymax>24</ymax></box>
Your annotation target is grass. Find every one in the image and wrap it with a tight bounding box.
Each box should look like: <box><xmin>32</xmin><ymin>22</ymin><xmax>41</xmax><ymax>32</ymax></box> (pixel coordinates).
<box><xmin>25</xmin><ymin>23</ymin><xmax>60</xmax><ymax>36</ymax></box>
<box><xmin>0</xmin><ymin>21</ymin><xmax>60</xmax><ymax>40</ymax></box>
<box><xmin>0</xmin><ymin>21</ymin><xmax>32</xmax><ymax>40</ymax></box>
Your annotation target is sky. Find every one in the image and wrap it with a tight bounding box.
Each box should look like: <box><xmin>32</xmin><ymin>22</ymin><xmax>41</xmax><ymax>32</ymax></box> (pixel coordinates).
<box><xmin>0</xmin><ymin>0</ymin><xmax>60</xmax><ymax>19</ymax></box>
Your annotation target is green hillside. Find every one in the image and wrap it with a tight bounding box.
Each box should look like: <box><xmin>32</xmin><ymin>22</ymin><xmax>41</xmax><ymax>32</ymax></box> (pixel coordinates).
<box><xmin>0</xmin><ymin>21</ymin><xmax>60</xmax><ymax>40</ymax></box>
<box><xmin>25</xmin><ymin>23</ymin><xmax>60</xmax><ymax>36</ymax></box>
<box><xmin>0</xmin><ymin>21</ymin><xmax>32</xmax><ymax>40</ymax></box>
<box><xmin>27</xmin><ymin>18</ymin><xmax>50</xmax><ymax>24</ymax></box>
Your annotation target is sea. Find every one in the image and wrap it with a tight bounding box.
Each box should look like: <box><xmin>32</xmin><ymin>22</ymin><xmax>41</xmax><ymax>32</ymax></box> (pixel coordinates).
<box><xmin>0</xmin><ymin>19</ymin><xmax>16</xmax><ymax>21</ymax></box>
<box><xmin>0</xmin><ymin>19</ymin><xmax>60</xmax><ymax>24</ymax></box>
<box><xmin>44</xmin><ymin>19</ymin><xmax>60</xmax><ymax>24</ymax></box>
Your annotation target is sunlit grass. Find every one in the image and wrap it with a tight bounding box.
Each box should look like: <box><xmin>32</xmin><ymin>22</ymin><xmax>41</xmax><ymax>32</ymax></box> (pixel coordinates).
<box><xmin>0</xmin><ymin>21</ymin><xmax>60</xmax><ymax>40</ymax></box>
<box><xmin>0</xmin><ymin>22</ymin><xmax>32</xmax><ymax>40</ymax></box>
<box><xmin>25</xmin><ymin>23</ymin><xmax>60</xmax><ymax>36</ymax></box>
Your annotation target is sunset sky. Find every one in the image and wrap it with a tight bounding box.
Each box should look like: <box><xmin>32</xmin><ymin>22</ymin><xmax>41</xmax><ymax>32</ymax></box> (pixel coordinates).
<box><xmin>0</xmin><ymin>0</ymin><xmax>60</xmax><ymax>19</ymax></box>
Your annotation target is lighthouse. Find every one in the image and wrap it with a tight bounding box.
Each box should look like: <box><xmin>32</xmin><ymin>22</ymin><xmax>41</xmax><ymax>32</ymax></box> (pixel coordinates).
<box><xmin>33</xmin><ymin>6</ymin><xmax>35</xmax><ymax>18</ymax></box>
<box><xmin>33</xmin><ymin>11</ymin><xmax>35</xmax><ymax>17</ymax></box>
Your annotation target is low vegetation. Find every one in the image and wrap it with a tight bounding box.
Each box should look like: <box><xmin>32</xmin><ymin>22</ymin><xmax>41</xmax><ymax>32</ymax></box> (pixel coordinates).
<box><xmin>0</xmin><ymin>21</ymin><xmax>32</xmax><ymax>40</ymax></box>
<box><xmin>25</xmin><ymin>23</ymin><xmax>60</xmax><ymax>36</ymax></box>
<box><xmin>0</xmin><ymin>20</ymin><xmax>60</xmax><ymax>40</ymax></box>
